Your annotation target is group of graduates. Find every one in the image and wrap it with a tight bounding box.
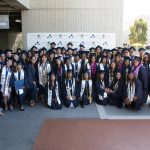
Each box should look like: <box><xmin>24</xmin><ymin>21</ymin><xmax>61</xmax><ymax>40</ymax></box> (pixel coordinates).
<box><xmin>0</xmin><ymin>42</ymin><xmax>150</xmax><ymax>116</ymax></box>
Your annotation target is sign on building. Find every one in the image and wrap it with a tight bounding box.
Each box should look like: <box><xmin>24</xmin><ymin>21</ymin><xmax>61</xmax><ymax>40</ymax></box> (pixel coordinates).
<box><xmin>0</xmin><ymin>15</ymin><xmax>9</xmax><ymax>29</ymax></box>
<box><xmin>27</xmin><ymin>33</ymin><xmax>116</xmax><ymax>50</ymax></box>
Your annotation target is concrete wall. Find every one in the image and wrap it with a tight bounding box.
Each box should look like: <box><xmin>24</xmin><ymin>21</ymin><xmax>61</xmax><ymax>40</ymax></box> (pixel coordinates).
<box><xmin>22</xmin><ymin>0</ymin><xmax>123</xmax><ymax>49</ymax></box>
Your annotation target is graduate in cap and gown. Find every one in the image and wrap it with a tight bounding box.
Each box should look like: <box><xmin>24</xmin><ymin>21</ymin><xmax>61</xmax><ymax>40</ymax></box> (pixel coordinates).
<box><xmin>124</xmin><ymin>70</ymin><xmax>142</xmax><ymax>110</ymax></box>
<box><xmin>107</xmin><ymin>71</ymin><xmax>125</xmax><ymax>108</ymax></box>
<box><xmin>79</xmin><ymin>71</ymin><xmax>93</xmax><ymax>107</ymax></box>
<box><xmin>63</xmin><ymin>70</ymin><xmax>79</xmax><ymax>108</ymax></box>
<box><xmin>121</xmin><ymin>56</ymin><xmax>132</xmax><ymax>83</ymax></box>
<box><xmin>132</xmin><ymin>56</ymin><xmax>148</xmax><ymax>104</ymax></box>
<box><xmin>46</xmin><ymin>72</ymin><xmax>62</xmax><ymax>110</ymax></box>
<box><xmin>0</xmin><ymin>58</ymin><xmax>14</xmax><ymax>111</ymax></box>
<box><xmin>27</xmin><ymin>56</ymin><xmax>38</xmax><ymax>107</ymax></box>
<box><xmin>13</xmin><ymin>61</ymin><xmax>28</xmax><ymax>111</ymax></box>
<box><xmin>95</xmin><ymin>70</ymin><xmax>109</xmax><ymax>106</ymax></box>
<box><xmin>38</xmin><ymin>54</ymin><xmax>51</xmax><ymax>103</ymax></box>
<box><xmin>73</xmin><ymin>53</ymin><xmax>81</xmax><ymax>83</ymax></box>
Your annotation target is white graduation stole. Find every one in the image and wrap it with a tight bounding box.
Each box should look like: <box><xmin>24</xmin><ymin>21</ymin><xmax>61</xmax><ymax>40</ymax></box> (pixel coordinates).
<box><xmin>64</xmin><ymin>64</ymin><xmax>73</xmax><ymax>72</ymax></box>
<box><xmin>47</xmin><ymin>82</ymin><xmax>61</xmax><ymax>106</ymax></box>
<box><xmin>80</xmin><ymin>80</ymin><xmax>92</xmax><ymax>98</ymax></box>
<box><xmin>14</xmin><ymin>69</ymin><xmax>25</xmax><ymax>95</ymax></box>
<box><xmin>127</xmin><ymin>81</ymin><xmax>135</xmax><ymax>102</ymax></box>
<box><xmin>0</xmin><ymin>66</ymin><xmax>12</xmax><ymax>96</ymax></box>
<box><xmin>38</xmin><ymin>62</ymin><xmax>51</xmax><ymax>86</ymax></box>
<box><xmin>65</xmin><ymin>79</ymin><xmax>75</xmax><ymax>100</ymax></box>
<box><xmin>98</xmin><ymin>80</ymin><xmax>107</xmax><ymax>100</ymax></box>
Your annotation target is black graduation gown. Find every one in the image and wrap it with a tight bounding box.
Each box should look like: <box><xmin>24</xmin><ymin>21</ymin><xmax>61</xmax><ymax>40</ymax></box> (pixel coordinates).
<box><xmin>137</xmin><ymin>66</ymin><xmax>148</xmax><ymax>103</ymax></box>
<box><xmin>108</xmin><ymin>79</ymin><xmax>124</xmax><ymax>108</ymax></box>
<box><xmin>124</xmin><ymin>79</ymin><xmax>142</xmax><ymax>110</ymax></box>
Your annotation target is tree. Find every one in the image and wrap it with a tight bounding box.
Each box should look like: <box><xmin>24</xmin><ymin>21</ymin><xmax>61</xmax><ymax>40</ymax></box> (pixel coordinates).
<box><xmin>129</xmin><ymin>18</ymin><xmax>148</xmax><ymax>45</ymax></box>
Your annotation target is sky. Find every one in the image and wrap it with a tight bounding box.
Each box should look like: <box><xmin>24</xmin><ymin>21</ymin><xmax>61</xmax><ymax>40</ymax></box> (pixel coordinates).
<box><xmin>124</xmin><ymin>0</ymin><xmax>150</xmax><ymax>22</ymax></box>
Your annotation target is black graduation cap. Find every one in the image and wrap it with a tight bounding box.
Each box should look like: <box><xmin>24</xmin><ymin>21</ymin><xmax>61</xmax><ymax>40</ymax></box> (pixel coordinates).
<box><xmin>41</xmin><ymin>47</ymin><xmax>47</xmax><ymax>51</ymax></box>
<box><xmin>55</xmin><ymin>56</ymin><xmax>62</xmax><ymax>61</ymax></box>
<box><xmin>67</xmin><ymin>42</ymin><xmax>73</xmax><ymax>46</ymax></box>
<box><xmin>31</xmin><ymin>46</ymin><xmax>37</xmax><ymax>50</ymax></box>
<box><xmin>129</xmin><ymin>46</ymin><xmax>136</xmax><ymax>51</ymax></box>
<box><xmin>74</xmin><ymin>53</ymin><xmax>80</xmax><ymax>57</ymax></box>
<box><xmin>133</xmin><ymin>56</ymin><xmax>141</xmax><ymax>62</ymax></box>
<box><xmin>67</xmin><ymin>48</ymin><xmax>73</xmax><ymax>51</ymax></box>
<box><xmin>124</xmin><ymin>56</ymin><xmax>131</xmax><ymax>62</ymax></box>
<box><xmin>145</xmin><ymin>52</ymin><xmax>150</xmax><ymax>56</ymax></box>
<box><xmin>79</xmin><ymin>50</ymin><xmax>90</xmax><ymax>55</ymax></box>
<box><xmin>6</xmin><ymin>57</ymin><xmax>13</xmax><ymax>62</ymax></box>
<box><xmin>72</xmin><ymin>48</ymin><xmax>77</xmax><ymax>51</ymax></box>
<box><xmin>115</xmin><ymin>52</ymin><xmax>122</xmax><ymax>57</ymax></box>
<box><xmin>0</xmin><ymin>51</ymin><xmax>5</xmax><ymax>55</ymax></box>
<box><xmin>21</xmin><ymin>50</ymin><xmax>27</xmax><ymax>55</ymax></box>
<box><xmin>95</xmin><ymin>45</ymin><xmax>102</xmax><ymax>49</ymax></box>
<box><xmin>5</xmin><ymin>49</ymin><xmax>12</xmax><ymax>54</ymax></box>
<box><xmin>128</xmin><ymin>70</ymin><xmax>134</xmax><ymax>74</ymax></box>
<box><xmin>64</xmin><ymin>55</ymin><xmax>72</xmax><ymax>61</ymax></box>
<box><xmin>138</xmin><ymin>48</ymin><xmax>145</xmax><ymax>52</ymax></box>
<box><xmin>101</xmin><ymin>55</ymin><xmax>107</xmax><ymax>59</ymax></box>
<box><xmin>48</xmin><ymin>50</ymin><xmax>55</xmax><ymax>55</ymax></box>
<box><xmin>89</xmin><ymin>47</ymin><xmax>95</xmax><ymax>51</ymax></box>
<box><xmin>17</xmin><ymin>61</ymin><xmax>23</xmax><ymax>65</ymax></box>
<box><xmin>84</xmin><ymin>70</ymin><xmax>90</xmax><ymax>74</ymax></box>
<box><xmin>111</xmin><ymin>48</ymin><xmax>117</xmax><ymax>52</ymax></box>
<box><xmin>49</xmin><ymin>72</ymin><xmax>56</xmax><ymax>76</ymax></box>
<box><xmin>90</xmin><ymin>52</ymin><xmax>96</xmax><ymax>57</ymax></box>
<box><xmin>122</xmin><ymin>48</ymin><xmax>129</xmax><ymax>53</ymax></box>
<box><xmin>56</xmin><ymin>47</ymin><xmax>62</xmax><ymax>51</ymax></box>
<box><xmin>79</xmin><ymin>44</ymin><xmax>85</xmax><ymax>48</ymax></box>
<box><xmin>50</xmin><ymin>42</ymin><xmax>56</xmax><ymax>46</ymax></box>
<box><xmin>61</xmin><ymin>47</ymin><xmax>66</xmax><ymax>51</ymax></box>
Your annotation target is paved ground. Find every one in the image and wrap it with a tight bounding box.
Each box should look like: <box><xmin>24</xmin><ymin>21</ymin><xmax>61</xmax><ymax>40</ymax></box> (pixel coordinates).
<box><xmin>1</xmin><ymin>102</ymin><xmax>150</xmax><ymax>150</ymax></box>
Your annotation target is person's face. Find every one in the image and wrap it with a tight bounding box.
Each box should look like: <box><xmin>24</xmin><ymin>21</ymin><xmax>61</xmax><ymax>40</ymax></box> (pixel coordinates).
<box><xmin>49</xmin><ymin>54</ymin><xmax>54</xmax><ymax>59</ymax></box>
<box><xmin>31</xmin><ymin>57</ymin><xmax>36</xmax><ymax>64</ymax></box>
<box><xmin>124</xmin><ymin>51</ymin><xmax>129</xmax><ymax>57</ymax></box>
<box><xmin>91</xmin><ymin>57</ymin><xmax>96</xmax><ymax>62</ymax></box>
<box><xmin>125</xmin><ymin>60</ymin><xmax>130</xmax><ymax>66</ymax></box>
<box><xmin>84</xmin><ymin>73</ymin><xmax>89</xmax><ymax>80</ymax></box>
<box><xmin>56</xmin><ymin>49</ymin><xmax>61</xmax><ymax>55</ymax></box>
<box><xmin>14</xmin><ymin>55</ymin><xmax>19</xmax><ymax>61</ymax></box>
<box><xmin>128</xmin><ymin>73</ymin><xmax>134</xmax><ymax>80</ymax></box>
<box><xmin>42</xmin><ymin>56</ymin><xmax>47</xmax><ymax>63</ymax></box>
<box><xmin>116</xmin><ymin>73</ymin><xmax>121</xmax><ymax>80</ymax></box>
<box><xmin>68</xmin><ymin>50</ymin><xmax>73</xmax><ymax>55</ymax></box>
<box><xmin>75</xmin><ymin>56</ymin><xmax>80</xmax><ymax>62</ymax></box>
<box><xmin>133</xmin><ymin>60</ymin><xmax>139</xmax><ymax>67</ymax></box>
<box><xmin>7</xmin><ymin>52</ymin><xmax>12</xmax><ymax>57</ymax></box>
<box><xmin>144</xmin><ymin>55</ymin><xmax>149</xmax><ymax>62</ymax></box>
<box><xmin>102</xmin><ymin>58</ymin><xmax>107</xmax><ymax>64</ymax></box>
<box><xmin>96</xmin><ymin>48</ymin><xmax>101</xmax><ymax>54</ymax></box>
<box><xmin>100</xmin><ymin>73</ymin><xmax>104</xmax><ymax>79</ymax></box>
<box><xmin>51</xmin><ymin>75</ymin><xmax>55</xmax><ymax>81</ymax></box>
<box><xmin>6</xmin><ymin>60</ymin><xmax>12</xmax><ymax>67</ymax></box>
<box><xmin>139</xmin><ymin>51</ymin><xmax>144</xmax><ymax>57</ymax></box>
<box><xmin>66</xmin><ymin>59</ymin><xmax>71</xmax><ymax>64</ymax></box>
<box><xmin>51</xmin><ymin>44</ymin><xmax>56</xmax><ymax>49</ymax></box>
<box><xmin>17</xmin><ymin>65</ymin><xmax>22</xmax><ymax>70</ymax></box>
<box><xmin>34</xmin><ymin>54</ymin><xmax>39</xmax><ymax>59</ymax></box>
<box><xmin>1</xmin><ymin>54</ymin><xmax>5</xmax><ymax>60</ymax></box>
<box><xmin>56</xmin><ymin>59</ymin><xmax>61</xmax><ymax>65</ymax></box>
<box><xmin>129</xmin><ymin>50</ymin><xmax>134</xmax><ymax>56</ymax></box>
<box><xmin>115</xmin><ymin>56</ymin><xmax>121</xmax><ymax>62</ymax></box>
<box><xmin>22</xmin><ymin>54</ymin><xmax>26</xmax><ymax>60</ymax></box>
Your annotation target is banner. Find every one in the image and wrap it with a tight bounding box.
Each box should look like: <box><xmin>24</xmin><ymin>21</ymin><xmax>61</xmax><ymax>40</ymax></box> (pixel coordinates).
<box><xmin>27</xmin><ymin>33</ymin><xmax>116</xmax><ymax>50</ymax></box>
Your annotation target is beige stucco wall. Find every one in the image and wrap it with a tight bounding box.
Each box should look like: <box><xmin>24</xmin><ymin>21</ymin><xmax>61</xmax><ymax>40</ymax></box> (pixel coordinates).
<box><xmin>22</xmin><ymin>0</ymin><xmax>123</xmax><ymax>49</ymax></box>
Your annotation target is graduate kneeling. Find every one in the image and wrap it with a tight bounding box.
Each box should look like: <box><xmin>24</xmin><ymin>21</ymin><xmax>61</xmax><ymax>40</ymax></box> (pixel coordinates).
<box><xmin>63</xmin><ymin>70</ymin><xmax>79</xmax><ymax>108</ymax></box>
<box><xmin>95</xmin><ymin>70</ymin><xmax>108</xmax><ymax>106</ymax></box>
<box><xmin>124</xmin><ymin>70</ymin><xmax>142</xmax><ymax>110</ymax></box>
<box><xmin>46</xmin><ymin>73</ymin><xmax>62</xmax><ymax>110</ymax></box>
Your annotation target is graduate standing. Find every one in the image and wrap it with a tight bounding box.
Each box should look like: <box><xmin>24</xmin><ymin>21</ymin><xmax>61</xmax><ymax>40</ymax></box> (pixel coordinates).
<box><xmin>13</xmin><ymin>62</ymin><xmax>28</xmax><ymax>111</ymax></box>
<box><xmin>0</xmin><ymin>58</ymin><xmax>14</xmax><ymax>111</ymax></box>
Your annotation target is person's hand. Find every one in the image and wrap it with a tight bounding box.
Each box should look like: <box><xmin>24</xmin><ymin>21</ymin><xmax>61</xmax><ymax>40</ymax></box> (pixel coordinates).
<box><xmin>124</xmin><ymin>97</ymin><xmax>130</xmax><ymax>105</ymax></box>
